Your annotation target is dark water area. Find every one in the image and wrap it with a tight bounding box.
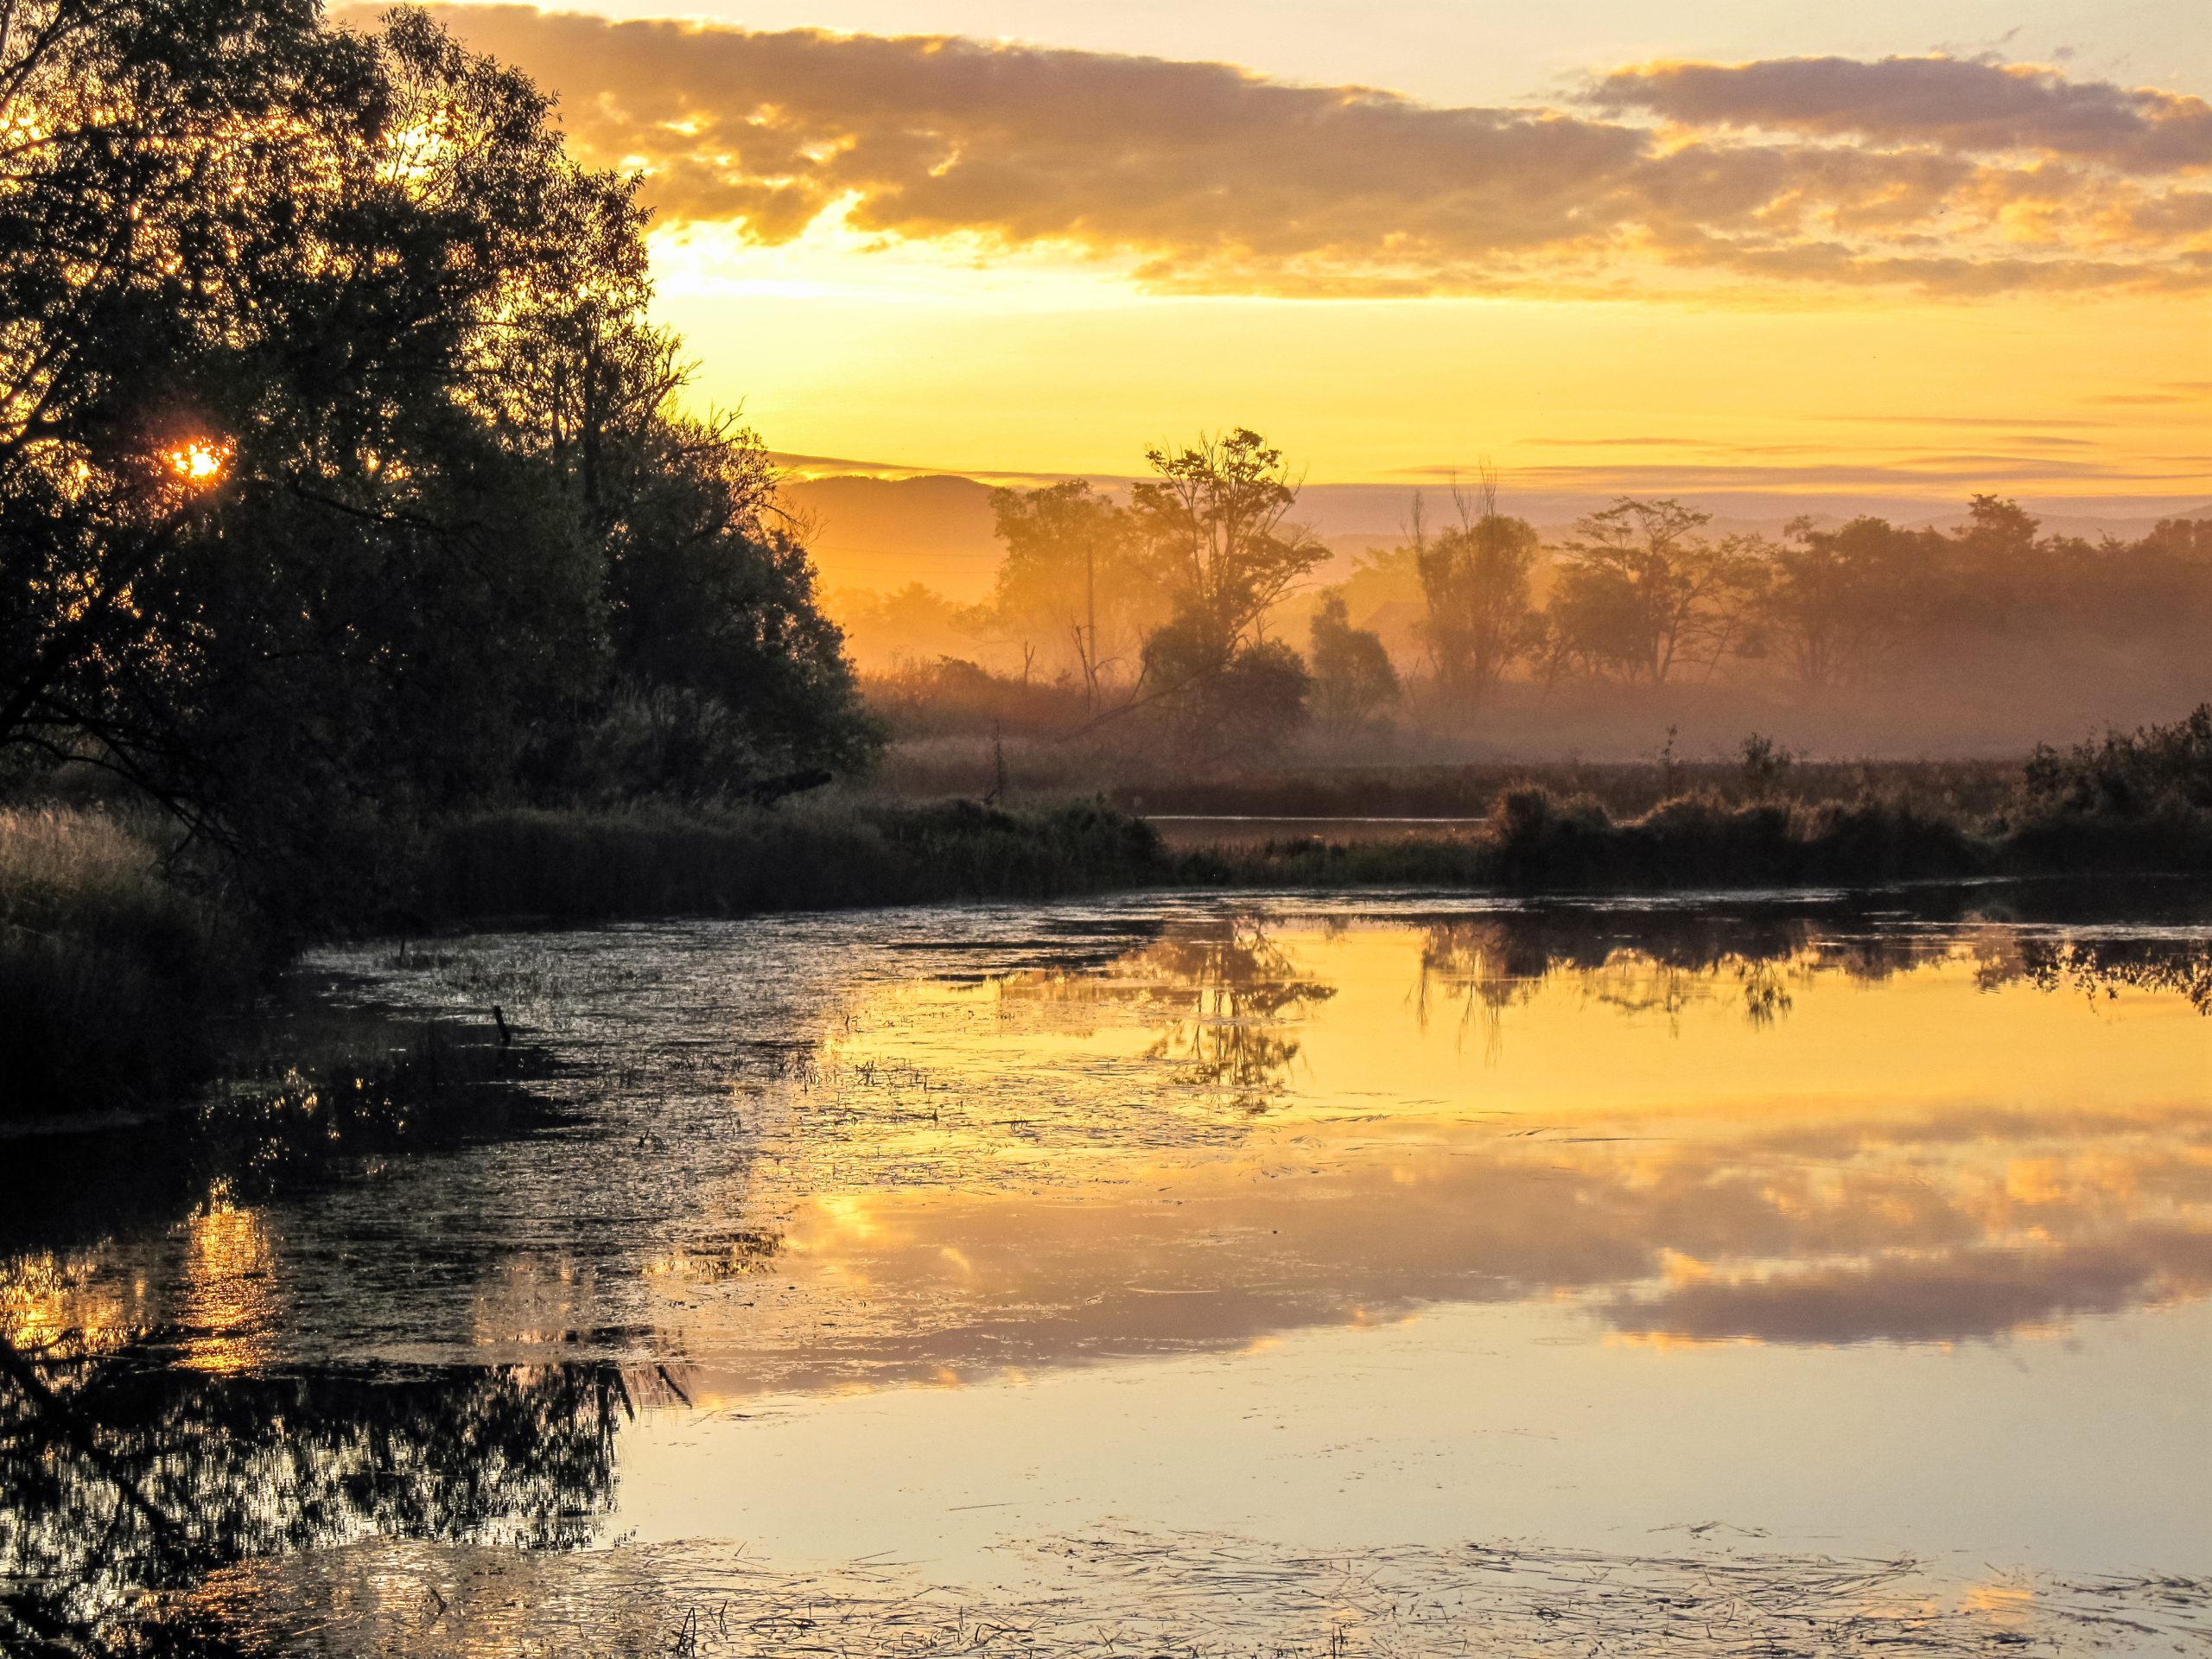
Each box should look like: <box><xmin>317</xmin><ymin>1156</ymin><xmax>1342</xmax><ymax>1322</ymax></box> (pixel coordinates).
<box><xmin>4</xmin><ymin>879</ymin><xmax>2209</xmax><ymax>1655</ymax></box>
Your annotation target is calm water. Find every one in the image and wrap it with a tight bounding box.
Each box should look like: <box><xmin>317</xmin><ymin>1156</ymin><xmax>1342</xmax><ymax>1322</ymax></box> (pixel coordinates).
<box><xmin>5</xmin><ymin>883</ymin><xmax>2209</xmax><ymax>1654</ymax></box>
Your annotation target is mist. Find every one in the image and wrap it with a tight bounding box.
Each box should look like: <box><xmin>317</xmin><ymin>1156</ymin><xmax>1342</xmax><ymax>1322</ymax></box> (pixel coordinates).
<box><xmin>809</xmin><ymin>453</ymin><xmax>2210</xmax><ymax>774</ymax></box>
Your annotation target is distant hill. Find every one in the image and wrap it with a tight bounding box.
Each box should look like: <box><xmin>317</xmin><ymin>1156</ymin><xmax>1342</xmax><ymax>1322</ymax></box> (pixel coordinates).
<box><xmin>779</xmin><ymin>474</ymin><xmax>1000</xmax><ymax>601</ymax></box>
<box><xmin>780</xmin><ymin>468</ymin><xmax>2212</xmax><ymax>605</ymax></box>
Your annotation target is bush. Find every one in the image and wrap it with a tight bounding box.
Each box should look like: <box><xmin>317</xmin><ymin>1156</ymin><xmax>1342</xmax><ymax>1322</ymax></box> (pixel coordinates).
<box><xmin>2023</xmin><ymin>703</ymin><xmax>2212</xmax><ymax>815</ymax></box>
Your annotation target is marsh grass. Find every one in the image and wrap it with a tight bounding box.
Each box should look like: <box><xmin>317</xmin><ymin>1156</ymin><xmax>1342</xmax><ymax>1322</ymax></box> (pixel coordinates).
<box><xmin>416</xmin><ymin>797</ymin><xmax>1168</xmax><ymax>925</ymax></box>
<box><xmin>0</xmin><ymin>808</ymin><xmax>255</xmax><ymax>1116</ymax></box>
<box><xmin>881</xmin><ymin>737</ymin><xmax>2030</xmax><ymax>823</ymax></box>
<box><xmin>1122</xmin><ymin>756</ymin><xmax>2028</xmax><ymax>823</ymax></box>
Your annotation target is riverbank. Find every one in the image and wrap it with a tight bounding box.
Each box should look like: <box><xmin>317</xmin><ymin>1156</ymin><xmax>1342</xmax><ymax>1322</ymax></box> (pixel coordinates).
<box><xmin>419</xmin><ymin>787</ymin><xmax>2212</xmax><ymax>917</ymax></box>
<box><xmin>7</xmin><ymin>709</ymin><xmax>2208</xmax><ymax>1117</ymax></box>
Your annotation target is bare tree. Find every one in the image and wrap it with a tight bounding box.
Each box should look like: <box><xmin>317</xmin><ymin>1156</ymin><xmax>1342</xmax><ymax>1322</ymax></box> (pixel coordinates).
<box><xmin>983</xmin><ymin>480</ymin><xmax>1147</xmax><ymax>708</ymax></box>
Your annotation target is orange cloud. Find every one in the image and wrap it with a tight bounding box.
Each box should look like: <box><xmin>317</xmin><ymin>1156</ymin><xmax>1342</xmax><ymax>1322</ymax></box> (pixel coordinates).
<box><xmin>382</xmin><ymin>6</ymin><xmax>2212</xmax><ymax>299</ymax></box>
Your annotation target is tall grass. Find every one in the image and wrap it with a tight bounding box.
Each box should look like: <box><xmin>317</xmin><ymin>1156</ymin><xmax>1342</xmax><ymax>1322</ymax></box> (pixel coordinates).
<box><xmin>416</xmin><ymin>797</ymin><xmax>1168</xmax><ymax>925</ymax></box>
<box><xmin>0</xmin><ymin>809</ymin><xmax>254</xmax><ymax>1116</ymax></box>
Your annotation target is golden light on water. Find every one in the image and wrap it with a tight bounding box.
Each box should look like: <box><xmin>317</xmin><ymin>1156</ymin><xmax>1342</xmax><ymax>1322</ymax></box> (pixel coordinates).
<box><xmin>175</xmin><ymin>1185</ymin><xmax>277</xmax><ymax>1374</ymax></box>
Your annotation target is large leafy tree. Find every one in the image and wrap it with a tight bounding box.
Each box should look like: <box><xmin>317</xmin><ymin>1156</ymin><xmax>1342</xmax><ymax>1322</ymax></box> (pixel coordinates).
<box><xmin>1</xmin><ymin>0</ymin><xmax>869</xmax><ymax>887</ymax></box>
<box><xmin>1131</xmin><ymin>428</ymin><xmax>1324</xmax><ymax>671</ymax></box>
<box><xmin>1307</xmin><ymin>591</ymin><xmax>1399</xmax><ymax>737</ymax></box>
<box><xmin>1756</xmin><ymin>514</ymin><xmax>1932</xmax><ymax>690</ymax></box>
<box><xmin>1125</xmin><ymin>429</ymin><xmax>1323</xmax><ymax>770</ymax></box>
<box><xmin>0</xmin><ymin>0</ymin><xmax>378</xmax><ymax>788</ymax></box>
<box><xmin>1547</xmin><ymin>498</ymin><xmax>1764</xmax><ymax>684</ymax></box>
<box><xmin>1412</xmin><ymin>481</ymin><xmax>1542</xmax><ymax>710</ymax></box>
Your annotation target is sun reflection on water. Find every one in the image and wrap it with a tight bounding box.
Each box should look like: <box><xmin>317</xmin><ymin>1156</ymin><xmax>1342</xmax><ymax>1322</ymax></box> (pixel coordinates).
<box><xmin>173</xmin><ymin>1185</ymin><xmax>278</xmax><ymax>1374</ymax></box>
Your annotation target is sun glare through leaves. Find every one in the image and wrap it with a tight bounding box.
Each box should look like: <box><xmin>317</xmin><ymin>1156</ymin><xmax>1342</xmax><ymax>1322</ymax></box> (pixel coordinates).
<box><xmin>164</xmin><ymin>440</ymin><xmax>231</xmax><ymax>484</ymax></box>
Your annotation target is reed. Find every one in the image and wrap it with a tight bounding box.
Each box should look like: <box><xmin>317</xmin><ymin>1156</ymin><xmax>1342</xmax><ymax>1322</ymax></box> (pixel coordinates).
<box><xmin>415</xmin><ymin>797</ymin><xmax>1168</xmax><ymax>925</ymax></box>
<box><xmin>0</xmin><ymin>808</ymin><xmax>254</xmax><ymax>1116</ymax></box>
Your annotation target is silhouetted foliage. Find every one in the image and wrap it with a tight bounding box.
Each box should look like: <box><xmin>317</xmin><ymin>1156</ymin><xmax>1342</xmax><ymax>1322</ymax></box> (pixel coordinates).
<box><xmin>1410</xmin><ymin>481</ymin><xmax>1542</xmax><ymax>709</ymax></box>
<box><xmin>1131</xmin><ymin>429</ymin><xmax>1325</xmax><ymax>665</ymax></box>
<box><xmin>1307</xmin><ymin>593</ymin><xmax>1399</xmax><ymax>737</ymax></box>
<box><xmin>2023</xmin><ymin>704</ymin><xmax>2212</xmax><ymax>816</ymax></box>
<box><xmin>1751</xmin><ymin>515</ymin><xmax>1925</xmax><ymax>689</ymax></box>
<box><xmin>1546</xmin><ymin>499</ymin><xmax>1765</xmax><ymax>683</ymax></box>
<box><xmin>0</xmin><ymin>0</ymin><xmax>869</xmax><ymax>916</ymax></box>
<box><xmin>1738</xmin><ymin>733</ymin><xmax>1797</xmax><ymax>798</ymax></box>
<box><xmin>1141</xmin><ymin>621</ymin><xmax>1312</xmax><ymax>772</ymax></box>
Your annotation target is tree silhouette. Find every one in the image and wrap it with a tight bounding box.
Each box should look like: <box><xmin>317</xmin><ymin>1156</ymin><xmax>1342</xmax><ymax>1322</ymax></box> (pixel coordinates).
<box><xmin>1412</xmin><ymin>479</ymin><xmax>1542</xmax><ymax>711</ymax></box>
<box><xmin>1307</xmin><ymin>593</ymin><xmax>1399</xmax><ymax>737</ymax></box>
<box><xmin>0</xmin><ymin>0</ymin><xmax>869</xmax><ymax>904</ymax></box>
<box><xmin>1547</xmin><ymin>499</ymin><xmax>1764</xmax><ymax>684</ymax></box>
<box><xmin>1132</xmin><ymin>429</ymin><xmax>1325</xmax><ymax>666</ymax></box>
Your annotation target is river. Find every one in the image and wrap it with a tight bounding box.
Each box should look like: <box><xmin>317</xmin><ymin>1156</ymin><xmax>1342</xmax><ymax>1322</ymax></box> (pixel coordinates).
<box><xmin>4</xmin><ymin>880</ymin><xmax>2208</xmax><ymax>1654</ymax></box>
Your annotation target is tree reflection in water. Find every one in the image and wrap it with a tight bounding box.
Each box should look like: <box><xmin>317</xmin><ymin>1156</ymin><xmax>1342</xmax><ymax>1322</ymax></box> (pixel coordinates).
<box><xmin>1412</xmin><ymin>899</ymin><xmax>2210</xmax><ymax>1058</ymax></box>
<box><xmin>1130</xmin><ymin>921</ymin><xmax>1336</xmax><ymax>1109</ymax></box>
<box><xmin>4</xmin><ymin>895</ymin><xmax>2205</xmax><ymax>1652</ymax></box>
<box><xmin>996</xmin><ymin>918</ymin><xmax>1339</xmax><ymax>1110</ymax></box>
<box><xmin>0</xmin><ymin>1336</ymin><xmax>624</xmax><ymax>1656</ymax></box>
<box><xmin>2003</xmin><ymin>932</ymin><xmax>2212</xmax><ymax>1012</ymax></box>
<box><xmin>0</xmin><ymin>1036</ymin><xmax>598</xmax><ymax>1656</ymax></box>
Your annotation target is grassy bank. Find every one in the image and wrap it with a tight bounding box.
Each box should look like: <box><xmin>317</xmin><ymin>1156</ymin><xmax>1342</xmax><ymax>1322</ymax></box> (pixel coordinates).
<box><xmin>0</xmin><ymin>808</ymin><xmax>258</xmax><ymax>1113</ymax></box>
<box><xmin>1178</xmin><ymin>787</ymin><xmax>2212</xmax><ymax>890</ymax></box>
<box><xmin>1134</xmin><ymin>757</ymin><xmax>2023</xmax><ymax>823</ymax></box>
<box><xmin>416</xmin><ymin>798</ymin><xmax>1166</xmax><ymax>925</ymax></box>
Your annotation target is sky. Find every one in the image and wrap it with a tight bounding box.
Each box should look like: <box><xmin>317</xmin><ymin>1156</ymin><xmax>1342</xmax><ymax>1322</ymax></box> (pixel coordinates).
<box><xmin>391</xmin><ymin>1</ymin><xmax>2210</xmax><ymax>508</ymax></box>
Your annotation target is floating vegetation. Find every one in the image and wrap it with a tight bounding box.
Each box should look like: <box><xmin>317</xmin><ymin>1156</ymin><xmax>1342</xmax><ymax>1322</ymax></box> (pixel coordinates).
<box><xmin>160</xmin><ymin>1527</ymin><xmax>2212</xmax><ymax>1656</ymax></box>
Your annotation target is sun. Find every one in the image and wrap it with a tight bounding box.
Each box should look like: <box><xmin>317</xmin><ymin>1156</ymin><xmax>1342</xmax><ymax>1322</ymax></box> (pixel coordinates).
<box><xmin>164</xmin><ymin>441</ymin><xmax>231</xmax><ymax>483</ymax></box>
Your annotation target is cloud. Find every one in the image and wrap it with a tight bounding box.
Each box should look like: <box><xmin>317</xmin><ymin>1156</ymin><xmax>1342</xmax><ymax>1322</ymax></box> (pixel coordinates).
<box><xmin>1587</xmin><ymin>55</ymin><xmax>2212</xmax><ymax>175</ymax></box>
<box><xmin>2085</xmin><ymin>380</ymin><xmax>2212</xmax><ymax>405</ymax></box>
<box><xmin>1390</xmin><ymin>457</ymin><xmax>2212</xmax><ymax>493</ymax></box>
<box><xmin>385</xmin><ymin>7</ymin><xmax>2212</xmax><ymax>299</ymax></box>
<box><xmin>1603</xmin><ymin>1230</ymin><xmax>2212</xmax><ymax>1345</ymax></box>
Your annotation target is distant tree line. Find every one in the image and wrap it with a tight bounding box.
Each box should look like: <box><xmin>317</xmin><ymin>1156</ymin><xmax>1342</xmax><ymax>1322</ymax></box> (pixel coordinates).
<box><xmin>896</xmin><ymin>442</ymin><xmax>2209</xmax><ymax>769</ymax></box>
<box><xmin>1375</xmin><ymin>491</ymin><xmax>2210</xmax><ymax>712</ymax></box>
<box><xmin>0</xmin><ymin>0</ymin><xmax>874</xmax><ymax>909</ymax></box>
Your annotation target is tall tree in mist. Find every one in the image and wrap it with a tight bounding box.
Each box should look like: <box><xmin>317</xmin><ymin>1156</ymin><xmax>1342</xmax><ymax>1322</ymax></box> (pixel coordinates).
<box><xmin>1547</xmin><ymin>499</ymin><xmax>1763</xmax><ymax>683</ymax></box>
<box><xmin>1132</xmin><ymin>429</ymin><xmax>1325</xmax><ymax>670</ymax></box>
<box><xmin>1308</xmin><ymin>592</ymin><xmax>1400</xmax><ymax>738</ymax></box>
<box><xmin>1132</xmin><ymin>429</ymin><xmax>1322</xmax><ymax>769</ymax></box>
<box><xmin>1411</xmin><ymin>478</ymin><xmax>1542</xmax><ymax>709</ymax></box>
<box><xmin>1756</xmin><ymin>515</ymin><xmax>1929</xmax><ymax>690</ymax></box>
<box><xmin>984</xmin><ymin>480</ymin><xmax>1147</xmax><ymax>707</ymax></box>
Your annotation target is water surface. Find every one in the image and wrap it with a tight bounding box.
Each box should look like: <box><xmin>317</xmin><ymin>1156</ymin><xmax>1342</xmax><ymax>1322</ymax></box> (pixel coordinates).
<box><xmin>5</xmin><ymin>883</ymin><xmax>2209</xmax><ymax>1653</ymax></box>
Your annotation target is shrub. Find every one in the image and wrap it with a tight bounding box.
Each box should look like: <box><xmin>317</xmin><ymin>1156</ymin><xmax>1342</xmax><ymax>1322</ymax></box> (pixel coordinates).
<box><xmin>2022</xmin><ymin>703</ymin><xmax>2212</xmax><ymax>815</ymax></box>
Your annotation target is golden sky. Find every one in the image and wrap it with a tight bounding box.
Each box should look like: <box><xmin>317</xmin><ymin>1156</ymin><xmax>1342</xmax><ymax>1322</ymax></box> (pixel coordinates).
<box><xmin>392</xmin><ymin>2</ymin><xmax>2210</xmax><ymax>502</ymax></box>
